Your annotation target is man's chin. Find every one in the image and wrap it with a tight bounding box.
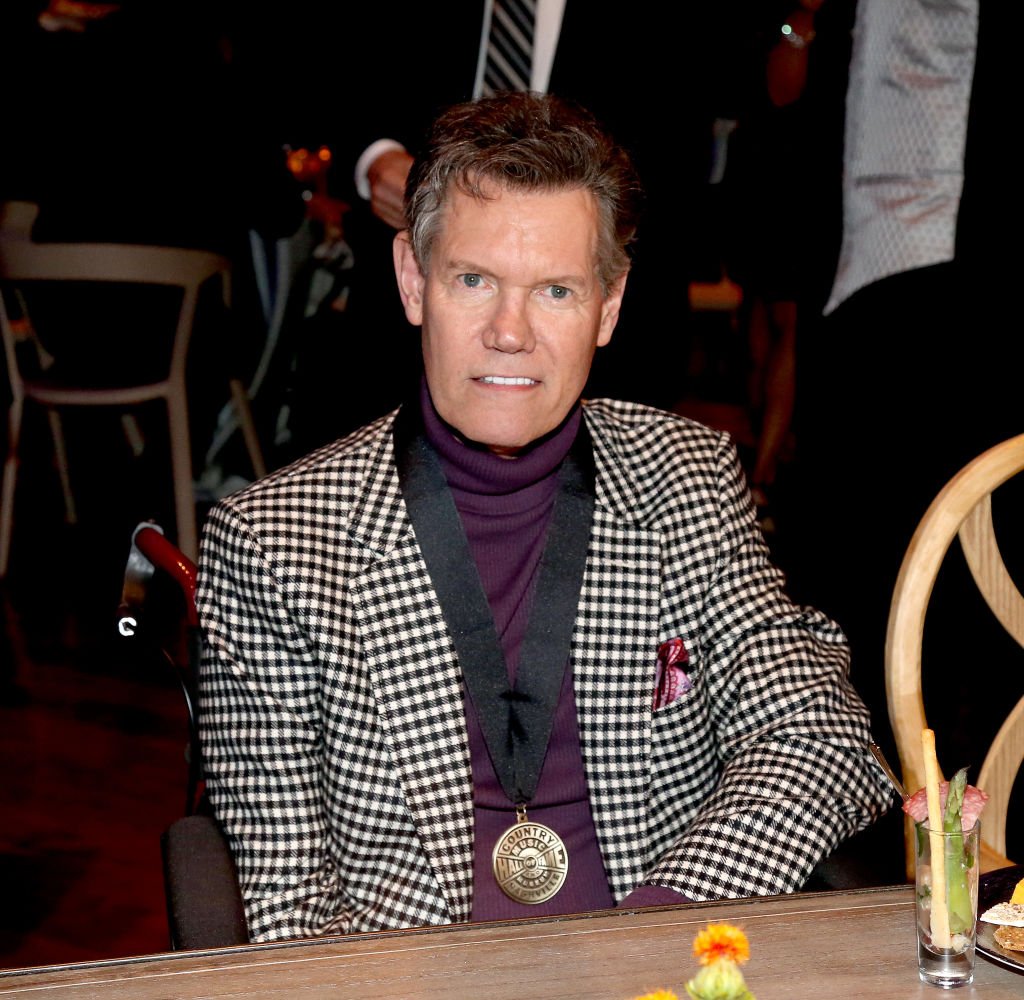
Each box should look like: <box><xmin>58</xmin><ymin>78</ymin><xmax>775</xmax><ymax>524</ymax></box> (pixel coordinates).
<box><xmin>446</xmin><ymin>419</ymin><xmax>540</xmax><ymax>457</ymax></box>
<box><xmin>456</xmin><ymin>418</ymin><xmax>576</xmax><ymax>458</ymax></box>
<box><xmin>458</xmin><ymin>429</ymin><xmax>531</xmax><ymax>458</ymax></box>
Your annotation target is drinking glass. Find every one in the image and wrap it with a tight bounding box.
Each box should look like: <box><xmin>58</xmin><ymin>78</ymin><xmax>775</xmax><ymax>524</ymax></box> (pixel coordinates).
<box><xmin>915</xmin><ymin>820</ymin><xmax>980</xmax><ymax>988</ymax></box>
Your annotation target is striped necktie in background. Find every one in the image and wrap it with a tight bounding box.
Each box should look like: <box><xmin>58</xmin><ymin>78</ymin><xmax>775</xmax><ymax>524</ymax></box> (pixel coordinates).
<box><xmin>482</xmin><ymin>0</ymin><xmax>536</xmax><ymax>95</ymax></box>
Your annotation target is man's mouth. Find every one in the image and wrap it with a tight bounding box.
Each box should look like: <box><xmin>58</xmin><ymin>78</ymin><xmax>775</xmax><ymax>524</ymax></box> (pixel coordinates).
<box><xmin>476</xmin><ymin>376</ymin><xmax>538</xmax><ymax>386</ymax></box>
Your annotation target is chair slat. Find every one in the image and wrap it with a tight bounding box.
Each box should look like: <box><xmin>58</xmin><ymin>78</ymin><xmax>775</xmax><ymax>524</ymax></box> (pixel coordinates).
<box><xmin>885</xmin><ymin>433</ymin><xmax>1024</xmax><ymax>878</ymax></box>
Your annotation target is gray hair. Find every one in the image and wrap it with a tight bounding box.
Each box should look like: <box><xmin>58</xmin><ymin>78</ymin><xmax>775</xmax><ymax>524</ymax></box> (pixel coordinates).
<box><xmin>404</xmin><ymin>91</ymin><xmax>643</xmax><ymax>293</ymax></box>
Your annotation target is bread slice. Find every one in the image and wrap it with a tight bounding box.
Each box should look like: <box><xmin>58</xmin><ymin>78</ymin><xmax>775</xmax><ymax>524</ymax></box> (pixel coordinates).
<box><xmin>993</xmin><ymin>924</ymin><xmax>1024</xmax><ymax>952</ymax></box>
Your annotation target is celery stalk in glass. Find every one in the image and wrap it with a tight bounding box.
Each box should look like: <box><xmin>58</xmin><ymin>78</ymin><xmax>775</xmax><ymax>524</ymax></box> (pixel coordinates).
<box><xmin>941</xmin><ymin>768</ymin><xmax>974</xmax><ymax>936</ymax></box>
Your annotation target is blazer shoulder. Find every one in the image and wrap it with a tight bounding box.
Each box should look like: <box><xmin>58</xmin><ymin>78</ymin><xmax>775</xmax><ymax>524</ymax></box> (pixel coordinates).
<box><xmin>582</xmin><ymin>397</ymin><xmax>734</xmax><ymax>473</ymax></box>
<box><xmin>204</xmin><ymin>409</ymin><xmax>401</xmax><ymax>541</ymax></box>
<box><xmin>582</xmin><ymin>398</ymin><xmax>741</xmax><ymax>523</ymax></box>
<box><xmin>230</xmin><ymin>407</ymin><xmax>393</xmax><ymax>491</ymax></box>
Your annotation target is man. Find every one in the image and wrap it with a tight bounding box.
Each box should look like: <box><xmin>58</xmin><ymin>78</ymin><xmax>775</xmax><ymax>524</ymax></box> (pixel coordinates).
<box><xmin>197</xmin><ymin>92</ymin><xmax>891</xmax><ymax>942</ymax></box>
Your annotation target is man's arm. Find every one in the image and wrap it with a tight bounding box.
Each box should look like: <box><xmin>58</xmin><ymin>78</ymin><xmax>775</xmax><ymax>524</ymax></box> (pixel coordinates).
<box><xmin>638</xmin><ymin>435</ymin><xmax>891</xmax><ymax>900</ymax></box>
<box><xmin>197</xmin><ymin>499</ymin><xmax>350</xmax><ymax>941</ymax></box>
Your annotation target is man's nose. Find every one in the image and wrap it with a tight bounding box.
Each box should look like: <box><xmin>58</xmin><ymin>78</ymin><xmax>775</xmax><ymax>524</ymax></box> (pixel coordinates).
<box><xmin>484</xmin><ymin>293</ymin><xmax>535</xmax><ymax>353</ymax></box>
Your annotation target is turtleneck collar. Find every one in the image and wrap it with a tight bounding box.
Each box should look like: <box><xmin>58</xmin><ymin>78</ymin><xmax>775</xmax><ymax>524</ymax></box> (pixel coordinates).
<box><xmin>419</xmin><ymin>376</ymin><xmax>581</xmax><ymax>499</ymax></box>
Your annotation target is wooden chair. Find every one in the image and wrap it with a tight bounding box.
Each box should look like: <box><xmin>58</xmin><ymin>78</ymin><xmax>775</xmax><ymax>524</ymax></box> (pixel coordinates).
<box><xmin>885</xmin><ymin>433</ymin><xmax>1024</xmax><ymax>878</ymax></box>
<box><xmin>0</xmin><ymin>201</ymin><xmax>266</xmax><ymax>573</ymax></box>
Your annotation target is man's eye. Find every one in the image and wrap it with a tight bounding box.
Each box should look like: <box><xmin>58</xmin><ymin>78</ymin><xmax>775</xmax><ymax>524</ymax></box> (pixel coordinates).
<box><xmin>547</xmin><ymin>285</ymin><xmax>571</xmax><ymax>300</ymax></box>
<box><xmin>460</xmin><ymin>274</ymin><xmax>483</xmax><ymax>288</ymax></box>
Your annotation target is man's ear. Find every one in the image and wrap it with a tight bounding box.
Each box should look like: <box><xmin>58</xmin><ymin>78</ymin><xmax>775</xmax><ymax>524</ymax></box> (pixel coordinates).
<box><xmin>393</xmin><ymin>231</ymin><xmax>425</xmax><ymax>326</ymax></box>
<box><xmin>597</xmin><ymin>270</ymin><xmax>628</xmax><ymax>347</ymax></box>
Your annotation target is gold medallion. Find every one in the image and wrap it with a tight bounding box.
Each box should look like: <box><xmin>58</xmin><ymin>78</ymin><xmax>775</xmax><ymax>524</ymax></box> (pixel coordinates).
<box><xmin>492</xmin><ymin>808</ymin><xmax>569</xmax><ymax>904</ymax></box>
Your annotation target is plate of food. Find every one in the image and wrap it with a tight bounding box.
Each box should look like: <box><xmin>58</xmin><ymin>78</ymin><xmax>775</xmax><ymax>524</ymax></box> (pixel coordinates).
<box><xmin>978</xmin><ymin>864</ymin><xmax>1024</xmax><ymax>972</ymax></box>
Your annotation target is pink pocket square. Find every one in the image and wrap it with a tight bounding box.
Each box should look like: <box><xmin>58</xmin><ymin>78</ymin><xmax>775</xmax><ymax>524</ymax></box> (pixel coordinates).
<box><xmin>652</xmin><ymin>637</ymin><xmax>693</xmax><ymax>710</ymax></box>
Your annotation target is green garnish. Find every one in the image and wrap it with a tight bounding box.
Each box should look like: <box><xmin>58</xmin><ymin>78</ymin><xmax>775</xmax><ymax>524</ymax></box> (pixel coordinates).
<box><xmin>942</xmin><ymin>767</ymin><xmax>974</xmax><ymax>935</ymax></box>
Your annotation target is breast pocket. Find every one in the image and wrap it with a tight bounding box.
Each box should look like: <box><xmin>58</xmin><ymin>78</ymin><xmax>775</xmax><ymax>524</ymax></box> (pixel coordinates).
<box><xmin>649</xmin><ymin>675</ymin><xmax>717</xmax><ymax>792</ymax></box>
<box><xmin>651</xmin><ymin>678</ymin><xmax>706</xmax><ymax>727</ymax></box>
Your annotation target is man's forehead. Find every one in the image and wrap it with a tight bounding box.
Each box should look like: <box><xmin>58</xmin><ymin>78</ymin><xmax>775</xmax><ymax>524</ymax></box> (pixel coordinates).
<box><xmin>434</xmin><ymin>183</ymin><xmax>601</xmax><ymax>259</ymax></box>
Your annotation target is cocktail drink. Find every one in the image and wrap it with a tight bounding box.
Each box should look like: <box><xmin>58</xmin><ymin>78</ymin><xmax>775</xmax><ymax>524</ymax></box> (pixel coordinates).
<box><xmin>915</xmin><ymin>820</ymin><xmax>980</xmax><ymax>988</ymax></box>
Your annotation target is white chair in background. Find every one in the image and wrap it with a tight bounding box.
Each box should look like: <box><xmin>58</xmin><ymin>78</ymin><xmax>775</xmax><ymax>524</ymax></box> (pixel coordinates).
<box><xmin>0</xmin><ymin>201</ymin><xmax>266</xmax><ymax>573</ymax></box>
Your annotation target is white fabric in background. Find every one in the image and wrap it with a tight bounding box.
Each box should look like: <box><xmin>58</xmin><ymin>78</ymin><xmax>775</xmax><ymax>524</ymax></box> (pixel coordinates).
<box><xmin>825</xmin><ymin>0</ymin><xmax>979</xmax><ymax>314</ymax></box>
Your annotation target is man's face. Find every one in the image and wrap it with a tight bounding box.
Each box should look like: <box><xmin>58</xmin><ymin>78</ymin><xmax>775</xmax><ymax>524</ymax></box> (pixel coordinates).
<box><xmin>394</xmin><ymin>183</ymin><xmax>626</xmax><ymax>456</ymax></box>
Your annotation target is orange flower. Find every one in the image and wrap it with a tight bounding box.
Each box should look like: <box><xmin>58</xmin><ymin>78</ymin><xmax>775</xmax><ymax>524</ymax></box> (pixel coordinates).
<box><xmin>632</xmin><ymin>991</ymin><xmax>679</xmax><ymax>1000</ymax></box>
<box><xmin>692</xmin><ymin>923</ymin><xmax>751</xmax><ymax>966</ymax></box>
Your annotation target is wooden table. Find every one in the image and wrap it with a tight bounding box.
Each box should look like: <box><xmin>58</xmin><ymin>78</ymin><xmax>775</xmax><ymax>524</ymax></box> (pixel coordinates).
<box><xmin>2</xmin><ymin>887</ymin><xmax>1022</xmax><ymax>998</ymax></box>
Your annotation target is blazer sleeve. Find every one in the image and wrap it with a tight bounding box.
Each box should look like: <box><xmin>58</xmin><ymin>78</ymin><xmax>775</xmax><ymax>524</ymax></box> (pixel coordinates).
<box><xmin>196</xmin><ymin>499</ymin><xmax>351</xmax><ymax>941</ymax></box>
<box><xmin>639</xmin><ymin>433</ymin><xmax>892</xmax><ymax>899</ymax></box>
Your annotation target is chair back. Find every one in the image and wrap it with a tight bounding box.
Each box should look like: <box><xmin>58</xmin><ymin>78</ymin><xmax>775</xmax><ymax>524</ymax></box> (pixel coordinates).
<box><xmin>0</xmin><ymin>200</ymin><xmax>262</xmax><ymax>569</ymax></box>
<box><xmin>885</xmin><ymin>433</ymin><xmax>1024</xmax><ymax>877</ymax></box>
<box><xmin>0</xmin><ymin>208</ymin><xmax>231</xmax><ymax>386</ymax></box>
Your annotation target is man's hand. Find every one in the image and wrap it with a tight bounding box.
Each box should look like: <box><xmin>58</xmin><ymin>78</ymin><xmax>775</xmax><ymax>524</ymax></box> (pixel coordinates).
<box><xmin>367</xmin><ymin>148</ymin><xmax>414</xmax><ymax>229</ymax></box>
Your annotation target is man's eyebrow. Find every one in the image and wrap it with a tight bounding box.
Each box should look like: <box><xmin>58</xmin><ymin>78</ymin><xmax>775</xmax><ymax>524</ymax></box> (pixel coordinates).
<box><xmin>441</xmin><ymin>258</ymin><xmax>591</xmax><ymax>288</ymax></box>
<box><xmin>541</xmin><ymin>274</ymin><xmax>588</xmax><ymax>286</ymax></box>
<box><xmin>443</xmin><ymin>258</ymin><xmax>487</xmax><ymax>273</ymax></box>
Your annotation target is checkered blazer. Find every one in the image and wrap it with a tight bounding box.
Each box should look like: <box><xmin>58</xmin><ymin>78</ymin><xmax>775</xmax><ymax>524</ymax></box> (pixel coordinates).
<box><xmin>197</xmin><ymin>399</ymin><xmax>891</xmax><ymax>942</ymax></box>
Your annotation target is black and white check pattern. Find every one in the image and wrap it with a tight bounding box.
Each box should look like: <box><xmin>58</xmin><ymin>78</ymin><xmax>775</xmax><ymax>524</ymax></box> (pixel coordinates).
<box><xmin>482</xmin><ymin>0</ymin><xmax>536</xmax><ymax>95</ymax></box>
<box><xmin>197</xmin><ymin>400</ymin><xmax>892</xmax><ymax>941</ymax></box>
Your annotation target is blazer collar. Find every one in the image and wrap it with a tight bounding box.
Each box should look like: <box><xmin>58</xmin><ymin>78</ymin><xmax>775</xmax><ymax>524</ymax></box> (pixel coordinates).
<box><xmin>337</xmin><ymin>409</ymin><xmax>413</xmax><ymax>558</ymax></box>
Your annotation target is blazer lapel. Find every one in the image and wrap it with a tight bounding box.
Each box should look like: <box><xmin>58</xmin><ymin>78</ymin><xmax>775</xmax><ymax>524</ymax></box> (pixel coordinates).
<box><xmin>344</xmin><ymin>413</ymin><xmax>475</xmax><ymax>924</ymax></box>
<box><xmin>573</xmin><ymin>414</ymin><xmax>664</xmax><ymax>900</ymax></box>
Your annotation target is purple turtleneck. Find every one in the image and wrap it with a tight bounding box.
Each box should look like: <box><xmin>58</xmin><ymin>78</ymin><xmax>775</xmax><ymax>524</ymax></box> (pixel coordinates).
<box><xmin>420</xmin><ymin>383</ymin><xmax>687</xmax><ymax>916</ymax></box>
